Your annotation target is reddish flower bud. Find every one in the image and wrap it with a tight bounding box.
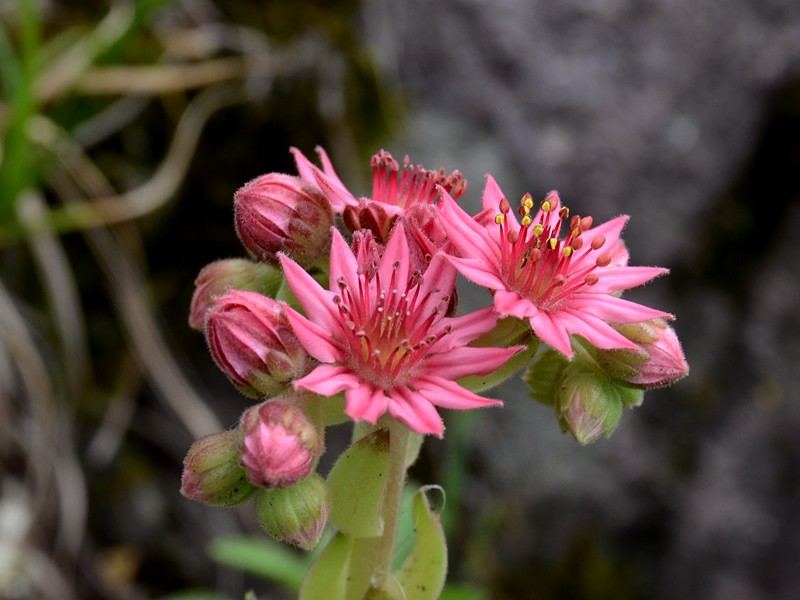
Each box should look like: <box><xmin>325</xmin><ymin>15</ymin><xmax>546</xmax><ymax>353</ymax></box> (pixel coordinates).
<box><xmin>598</xmin><ymin>319</ymin><xmax>689</xmax><ymax>389</ymax></box>
<box><xmin>234</xmin><ymin>173</ymin><xmax>334</xmax><ymax>268</ymax></box>
<box><xmin>188</xmin><ymin>259</ymin><xmax>282</xmax><ymax>331</ymax></box>
<box><xmin>240</xmin><ymin>399</ymin><xmax>323</xmax><ymax>489</ymax></box>
<box><xmin>180</xmin><ymin>428</ymin><xmax>255</xmax><ymax>507</ymax></box>
<box><xmin>205</xmin><ymin>290</ymin><xmax>312</xmax><ymax>398</ymax></box>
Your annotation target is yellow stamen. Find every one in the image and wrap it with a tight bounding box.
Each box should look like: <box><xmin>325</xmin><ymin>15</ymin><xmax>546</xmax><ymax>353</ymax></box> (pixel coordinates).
<box><xmin>541</xmin><ymin>200</ymin><xmax>552</xmax><ymax>212</ymax></box>
<box><xmin>548</xmin><ymin>238</ymin><xmax>557</xmax><ymax>250</ymax></box>
<box><xmin>532</xmin><ymin>224</ymin><xmax>544</xmax><ymax>237</ymax></box>
<box><xmin>495</xmin><ymin>214</ymin><xmax>505</xmax><ymax>225</ymax></box>
<box><xmin>522</xmin><ymin>194</ymin><xmax>534</xmax><ymax>210</ymax></box>
<box><xmin>521</xmin><ymin>215</ymin><xmax>532</xmax><ymax>226</ymax></box>
<box><xmin>562</xmin><ymin>245</ymin><xmax>573</xmax><ymax>257</ymax></box>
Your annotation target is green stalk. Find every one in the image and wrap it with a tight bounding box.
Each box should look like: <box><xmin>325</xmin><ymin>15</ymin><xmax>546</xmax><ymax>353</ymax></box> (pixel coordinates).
<box><xmin>374</xmin><ymin>420</ymin><xmax>412</xmax><ymax>577</ymax></box>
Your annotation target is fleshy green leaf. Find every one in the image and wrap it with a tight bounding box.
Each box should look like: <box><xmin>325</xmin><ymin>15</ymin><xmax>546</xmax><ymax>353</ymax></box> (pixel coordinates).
<box><xmin>299</xmin><ymin>532</ymin><xmax>353</xmax><ymax>600</ymax></box>
<box><xmin>327</xmin><ymin>429</ymin><xmax>390</xmax><ymax>537</ymax></box>
<box><xmin>385</xmin><ymin>486</ymin><xmax>448</xmax><ymax>600</ymax></box>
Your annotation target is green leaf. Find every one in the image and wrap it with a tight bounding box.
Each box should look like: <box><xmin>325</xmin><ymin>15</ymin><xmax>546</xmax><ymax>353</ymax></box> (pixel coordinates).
<box><xmin>523</xmin><ymin>348</ymin><xmax>570</xmax><ymax>406</ymax></box>
<box><xmin>385</xmin><ymin>486</ymin><xmax>448</xmax><ymax>600</ymax></box>
<box><xmin>159</xmin><ymin>591</ymin><xmax>229</xmax><ymax>600</ymax></box>
<box><xmin>209</xmin><ymin>536</ymin><xmax>308</xmax><ymax>593</ymax></box>
<box><xmin>439</xmin><ymin>583</ymin><xmax>488</xmax><ymax>600</ymax></box>
<box><xmin>327</xmin><ymin>428</ymin><xmax>390</xmax><ymax>538</ymax></box>
<box><xmin>299</xmin><ymin>532</ymin><xmax>353</xmax><ymax>600</ymax></box>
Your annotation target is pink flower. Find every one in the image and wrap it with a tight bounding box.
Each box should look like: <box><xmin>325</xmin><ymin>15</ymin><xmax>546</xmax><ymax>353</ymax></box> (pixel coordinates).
<box><xmin>292</xmin><ymin>147</ymin><xmax>465</xmax><ymax>244</ymax></box>
<box><xmin>438</xmin><ymin>176</ymin><xmax>672</xmax><ymax>359</ymax></box>
<box><xmin>278</xmin><ymin>223</ymin><xmax>522</xmax><ymax>437</ymax></box>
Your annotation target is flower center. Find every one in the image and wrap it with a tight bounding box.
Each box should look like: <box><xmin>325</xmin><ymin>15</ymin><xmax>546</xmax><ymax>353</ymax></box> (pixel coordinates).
<box><xmin>332</xmin><ymin>262</ymin><xmax>451</xmax><ymax>388</ymax></box>
<box><xmin>494</xmin><ymin>193</ymin><xmax>611</xmax><ymax>310</ymax></box>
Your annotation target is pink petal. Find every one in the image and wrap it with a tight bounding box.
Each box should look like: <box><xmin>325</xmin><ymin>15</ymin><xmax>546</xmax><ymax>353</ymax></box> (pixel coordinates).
<box><xmin>481</xmin><ymin>175</ymin><xmax>521</xmax><ymax>231</ymax></box>
<box><xmin>415</xmin><ymin>253</ymin><xmax>458</xmax><ymax>317</ymax></box>
<box><xmin>422</xmin><ymin>345</ymin><xmax>523</xmax><ymax>379</ymax></box>
<box><xmin>589</xmin><ymin>266</ymin><xmax>668</xmax><ymax>293</ymax></box>
<box><xmin>445</xmin><ymin>256</ymin><xmax>505</xmax><ymax>290</ymax></box>
<box><xmin>378</xmin><ymin>221</ymin><xmax>410</xmax><ymax>289</ymax></box>
<box><xmin>389</xmin><ymin>386</ymin><xmax>444</xmax><ymax>437</ymax></box>
<box><xmin>494</xmin><ymin>289</ymin><xmax>536</xmax><ymax>319</ymax></box>
<box><xmin>344</xmin><ymin>385</ymin><xmax>388</xmax><ymax>424</ymax></box>
<box><xmin>582</xmin><ymin>215</ymin><xmax>628</xmax><ymax>249</ymax></box>
<box><xmin>570</xmin><ymin>294</ymin><xmax>674</xmax><ymax>323</ymax></box>
<box><xmin>555</xmin><ymin>309</ymin><xmax>640</xmax><ymax>351</ymax></box>
<box><xmin>438</xmin><ymin>192</ymin><xmax>500</xmax><ymax>264</ymax></box>
<box><xmin>528</xmin><ymin>309</ymin><xmax>573</xmax><ymax>358</ymax></box>
<box><xmin>436</xmin><ymin>306</ymin><xmax>500</xmax><ymax>350</ymax></box>
<box><xmin>328</xmin><ymin>228</ymin><xmax>361</xmax><ymax>295</ymax></box>
<box><xmin>283</xmin><ymin>305</ymin><xmax>342</xmax><ymax>363</ymax></box>
<box><xmin>315</xmin><ymin>146</ymin><xmax>347</xmax><ymax>184</ymax></box>
<box><xmin>295</xmin><ymin>364</ymin><xmax>361</xmax><ymax>396</ymax></box>
<box><xmin>279</xmin><ymin>254</ymin><xmax>341</xmax><ymax>331</ymax></box>
<box><xmin>414</xmin><ymin>375</ymin><xmax>503</xmax><ymax>410</ymax></box>
<box><xmin>291</xmin><ymin>146</ymin><xmax>320</xmax><ymax>185</ymax></box>
<box><xmin>289</xmin><ymin>146</ymin><xmax>355</xmax><ymax>212</ymax></box>
<box><xmin>312</xmin><ymin>169</ymin><xmax>357</xmax><ymax>213</ymax></box>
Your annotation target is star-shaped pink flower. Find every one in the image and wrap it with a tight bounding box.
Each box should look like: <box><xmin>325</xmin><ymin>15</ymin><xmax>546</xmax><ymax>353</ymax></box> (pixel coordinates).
<box><xmin>438</xmin><ymin>176</ymin><xmax>672</xmax><ymax>359</ymax></box>
<box><xmin>278</xmin><ymin>223</ymin><xmax>522</xmax><ymax>437</ymax></box>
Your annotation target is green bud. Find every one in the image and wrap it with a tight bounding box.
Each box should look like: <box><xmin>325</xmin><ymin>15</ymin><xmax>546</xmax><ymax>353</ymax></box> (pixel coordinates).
<box><xmin>180</xmin><ymin>429</ymin><xmax>256</xmax><ymax>507</ymax></box>
<box><xmin>556</xmin><ymin>364</ymin><xmax>643</xmax><ymax>445</ymax></box>
<box><xmin>255</xmin><ymin>472</ymin><xmax>330</xmax><ymax>551</ymax></box>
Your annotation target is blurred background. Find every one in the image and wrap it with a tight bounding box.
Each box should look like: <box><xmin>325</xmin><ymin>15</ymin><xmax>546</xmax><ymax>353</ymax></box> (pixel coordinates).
<box><xmin>1</xmin><ymin>1</ymin><xmax>799</xmax><ymax>599</ymax></box>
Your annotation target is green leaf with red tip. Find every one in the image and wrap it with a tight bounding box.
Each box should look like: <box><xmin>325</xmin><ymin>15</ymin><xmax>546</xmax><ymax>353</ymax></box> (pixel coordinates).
<box><xmin>327</xmin><ymin>428</ymin><xmax>390</xmax><ymax>538</ymax></box>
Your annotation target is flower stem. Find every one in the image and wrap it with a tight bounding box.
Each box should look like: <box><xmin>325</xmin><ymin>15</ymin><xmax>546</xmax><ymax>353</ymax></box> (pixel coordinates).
<box><xmin>374</xmin><ymin>420</ymin><xmax>412</xmax><ymax>577</ymax></box>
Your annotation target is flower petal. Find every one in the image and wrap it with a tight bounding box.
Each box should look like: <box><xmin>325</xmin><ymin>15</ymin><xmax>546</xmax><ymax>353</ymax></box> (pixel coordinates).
<box><xmin>345</xmin><ymin>385</ymin><xmax>388</xmax><ymax>424</ymax></box>
<box><xmin>414</xmin><ymin>375</ymin><xmax>503</xmax><ymax>410</ymax></box>
<box><xmin>570</xmin><ymin>294</ymin><xmax>674</xmax><ymax>323</ymax></box>
<box><xmin>328</xmin><ymin>228</ymin><xmax>361</xmax><ymax>296</ymax></box>
<box><xmin>528</xmin><ymin>308</ymin><xmax>573</xmax><ymax>358</ymax></box>
<box><xmin>389</xmin><ymin>386</ymin><xmax>444</xmax><ymax>437</ymax></box>
<box><xmin>378</xmin><ymin>220</ymin><xmax>411</xmax><ymax>289</ymax></box>
<box><xmin>438</xmin><ymin>191</ymin><xmax>500</xmax><ymax>264</ymax></box>
<box><xmin>445</xmin><ymin>256</ymin><xmax>506</xmax><ymax>290</ymax></box>
<box><xmin>589</xmin><ymin>266</ymin><xmax>668</xmax><ymax>294</ymax></box>
<box><xmin>279</xmin><ymin>253</ymin><xmax>340</xmax><ymax>325</ymax></box>
<box><xmin>494</xmin><ymin>289</ymin><xmax>536</xmax><ymax>319</ymax></box>
<box><xmin>436</xmin><ymin>306</ymin><xmax>500</xmax><ymax>350</ymax></box>
<box><xmin>415</xmin><ymin>253</ymin><xmax>458</xmax><ymax>318</ymax></box>
<box><xmin>481</xmin><ymin>174</ymin><xmax>521</xmax><ymax>231</ymax></box>
<box><xmin>421</xmin><ymin>345</ymin><xmax>523</xmax><ymax>379</ymax></box>
<box><xmin>282</xmin><ymin>305</ymin><xmax>342</xmax><ymax>363</ymax></box>
<box><xmin>555</xmin><ymin>309</ymin><xmax>640</xmax><ymax>351</ymax></box>
<box><xmin>294</xmin><ymin>364</ymin><xmax>361</xmax><ymax>396</ymax></box>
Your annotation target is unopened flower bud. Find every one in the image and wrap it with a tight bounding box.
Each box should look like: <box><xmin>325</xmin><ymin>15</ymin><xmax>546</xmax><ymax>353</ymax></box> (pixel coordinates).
<box><xmin>180</xmin><ymin>429</ymin><xmax>255</xmax><ymax>507</ymax></box>
<box><xmin>240</xmin><ymin>399</ymin><xmax>323</xmax><ymax>489</ymax></box>
<box><xmin>205</xmin><ymin>290</ymin><xmax>312</xmax><ymax>397</ymax></box>
<box><xmin>556</xmin><ymin>364</ymin><xmax>642</xmax><ymax>445</ymax></box>
<box><xmin>234</xmin><ymin>173</ymin><xmax>334</xmax><ymax>268</ymax></box>
<box><xmin>255</xmin><ymin>472</ymin><xmax>330</xmax><ymax>550</ymax></box>
<box><xmin>188</xmin><ymin>259</ymin><xmax>283</xmax><ymax>331</ymax></box>
<box><xmin>598</xmin><ymin>319</ymin><xmax>689</xmax><ymax>389</ymax></box>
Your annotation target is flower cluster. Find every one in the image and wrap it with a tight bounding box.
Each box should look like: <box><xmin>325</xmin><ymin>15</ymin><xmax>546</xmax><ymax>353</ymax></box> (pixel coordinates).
<box><xmin>181</xmin><ymin>146</ymin><xmax>688</xmax><ymax>549</ymax></box>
